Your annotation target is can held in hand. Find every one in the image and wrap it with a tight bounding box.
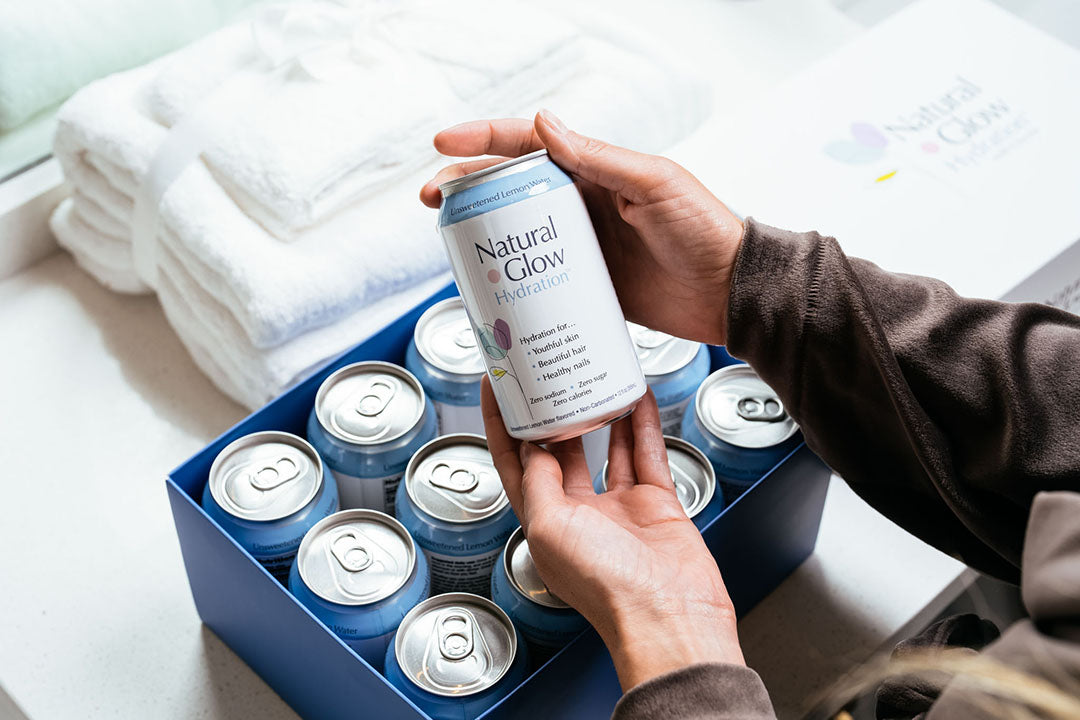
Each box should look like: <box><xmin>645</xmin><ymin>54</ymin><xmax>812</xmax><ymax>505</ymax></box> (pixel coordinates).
<box><xmin>396</xmin><ymin>434</ymin><xmax>518</xmax><ymax>596</ymax></box>
<box><xmin>438</xmin><ymin>149</ymin><xmax>646</xmax><ymax>443</ymax></box>
<box><xmin>308</xmin><ymin>361</ymin><xmax>437</xmax><ymax>515</ymax></box>
<box><xmin>406</xmin><ymin>297</ymin><xmax>487</xmax><ymax>436</ymax></box>
<box><xmin>202</xmin><ymin>431</ymin><xmax>339</xmax><ymax>583</ymax></box>
<box><xmin>491</xmin><ymin>526</ymin><xmax>588</xmax><ymax>655</ymax></box>
<box><xmin>384</xmin><ymin>593</ymin><xmax>528</xmax><ymax>720</ymax></box>
<box><xmin>594</xmin><ymin>435</ymin><xmax>723</xmax><ymax>530</ymax></box>
<box><xmin>627</xmin><ymin>322</ymin><xmax>710</xmax><ymax>437</ymax></box>
<box><xmin>287</xmin><ymin>509</ymin><xmax>429</xmax><ymax>670</ymax></box>
<box><xmin>681</xmin><ymin>365</ymin><xmax>801</xmax><ymax>498</ymax></box>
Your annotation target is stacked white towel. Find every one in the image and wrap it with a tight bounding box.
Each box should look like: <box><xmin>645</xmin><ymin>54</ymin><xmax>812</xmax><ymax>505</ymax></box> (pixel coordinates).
<box><xmin>51</xmin><ymin>0</ymin><xmax>711</xmax><ymax>409</ymax></box>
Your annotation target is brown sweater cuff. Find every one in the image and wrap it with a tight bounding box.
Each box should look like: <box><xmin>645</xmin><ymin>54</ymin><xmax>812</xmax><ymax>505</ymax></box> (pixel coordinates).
<box><xmin>612</xmin><ymin>663</ymin><xmax>776</xmax><ymax>720</ymax></box>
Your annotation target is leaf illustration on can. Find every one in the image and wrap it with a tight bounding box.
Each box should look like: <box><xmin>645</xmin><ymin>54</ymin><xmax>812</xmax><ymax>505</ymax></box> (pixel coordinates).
<box><xmin>490</xmin><ymin>367</ymin><xmax>507</xmax><ymax>378</ymax></box>
<box><xmin>492</xmin><ymin>318</ymin><xmax>512</xmax><ymax>351</ymax></box>
<box><xmin>477</xmin><ymin>325</ymin><xmax>508</xmax><ymax>360</ymax></box>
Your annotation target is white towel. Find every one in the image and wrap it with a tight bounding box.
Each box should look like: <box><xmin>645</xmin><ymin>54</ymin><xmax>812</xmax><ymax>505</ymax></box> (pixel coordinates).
<box><xmin>50</xmin><ymin>3</ymin><xmax>712</xmax><ymax>409</ymax></box>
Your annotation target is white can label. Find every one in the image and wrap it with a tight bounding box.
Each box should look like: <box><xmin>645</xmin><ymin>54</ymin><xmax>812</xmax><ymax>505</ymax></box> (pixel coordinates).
<box><xmin>330</xmin><ymin>468</ymin><xmax>402</xmax><ymax>516</ymax></box>
<box><xmin>659</xmin><ymin>396</ymin><xmax>693</xmax><ymax>437</ymax></box>
<box><xmin>433</xmin><ymin>400</ymin><xmax>486</xmax><ymax>436</ymax></box>
<box><xmin>424</xmin><ymin>547</ymin><xmax>502</xmax><ymax>596</ymax></box>
<box><xmin>441</xmin><ymin>167</ymin><xmax>646</xmax><ymax>440</ymax></box>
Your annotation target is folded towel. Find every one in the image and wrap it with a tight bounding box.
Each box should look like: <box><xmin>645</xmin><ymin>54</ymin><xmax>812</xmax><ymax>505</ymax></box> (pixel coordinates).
<box><xmin>0</xmin><ymin>0</ymin><xmax>262</xmax><ymax>131</ymax></box>
<box><xmin>50</xmin><ymin>2</ymin><xmax>712</xmax><ymax>409</ymax></box>
<box><xmin>139</xmin><ymin>5</ymin><xmax>583</xmax><ymax>238</ymax></box>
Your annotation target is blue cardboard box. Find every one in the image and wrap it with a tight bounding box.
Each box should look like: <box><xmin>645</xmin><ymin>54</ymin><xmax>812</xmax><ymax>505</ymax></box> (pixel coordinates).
<box><xmin>166</xmin><ymin>283</ymin><xmax>831</xmax><ymax>719</ymax></box>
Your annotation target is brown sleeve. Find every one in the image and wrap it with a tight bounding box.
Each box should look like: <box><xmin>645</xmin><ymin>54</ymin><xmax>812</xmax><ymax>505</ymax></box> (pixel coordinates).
<box><xmin>612</xmin><ymin>664</ymin><xmax>776</xmax><ymax>720</ymax></box>
<box><xmin>726</xmin><ymin>219</ymin><xmax>1080</xmax><ymax>583</ymax></box>
<box><xmin>928</xmin><ymin>491</ymin><xmax>1080</xmax><ymax>718</ymax></box>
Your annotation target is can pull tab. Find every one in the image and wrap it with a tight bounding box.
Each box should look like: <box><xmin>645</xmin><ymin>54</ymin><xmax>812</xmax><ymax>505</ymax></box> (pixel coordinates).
<box><xmin>247</xmin><ymin>455</ymin><xmax>301</xmax><ymax>491</ymax></box>
<box><xmin>354</xmin><ymin>377</ymin><xmax>399</xmax><ymax>417</ymax></box>
<box><xmin>428</xmin><ymin>462</ymin><xmax>479</xmax><ymax>493</ymax></box>
<box><xmin>329</xmin><ymin>531</ymin><xmax>373</xmax><ymax>573</ymax></box>
<box><xmin>436</xmin><ymin>610</ymin><xmax>475</xmax><ymax>661</ymax></box>
<box><xmin>453</xmin><ymin>327</ymin><xmax>477</xmax><ymax>349</ymax></box>
<box><xmin>736</xmin><ymin>395</ymin><xmax>786</xmax><ymax>422</ymax></box>
<box><xmin>632</xmin><ymin>327</ymin><xmax>672</xmax><ymax>349</ymax></box>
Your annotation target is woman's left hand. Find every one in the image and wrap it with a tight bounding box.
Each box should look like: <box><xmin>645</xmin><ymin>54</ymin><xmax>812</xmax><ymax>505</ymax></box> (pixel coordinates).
<box><xmin>482</xmin><ymin>379</ymin><xmax>746</xmax><ymax>690</ymax></box>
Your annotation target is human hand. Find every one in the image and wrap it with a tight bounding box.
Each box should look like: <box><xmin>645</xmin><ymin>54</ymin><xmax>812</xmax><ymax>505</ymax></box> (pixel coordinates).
<box><xmin>421</xmin><ymin>111</ymin><xmax>744</xmax><ymax>346</ymax></box>
<box><xmin>481</xmin><ymin>378</ymin><xmax>745</xmax><ymax>690</ymax></box>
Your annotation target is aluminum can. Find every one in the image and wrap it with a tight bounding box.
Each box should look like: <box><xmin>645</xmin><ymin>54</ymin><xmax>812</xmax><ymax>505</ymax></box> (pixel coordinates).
<box><xmin>681</xmin><ymin>365</ymin><xmax>801</xmax><ymax>500</ymax></box>
<box><xmin>287</xmin><ymin>509</ymin><xmax>429</xmax><ymax>671</ymax></box>
<box><xmin>627</xmin><ymin>322</ymin><xmax>710</xmax><ymax>437</ymax></box>
<box><xmin>438</xmin><ymin>149</ymin><xmax>647</xmax><ymax>443</ymax></box>
<box><xmin>384</xmin><ymin>593</ymin><xmax>528</xmax><ymax>720</ymax></box>
<box><xmin>594</xmin><ymin>435</ymin><xmax>724</xmax><ymax>530</ymax></box>
<box><xmin>202</xmin><ymin>431</ymin><xmax>339</xmax><ymax>583</ymax></box>
<box><xmin>490</xmin><ymin>526</ymin><xmax>588</xmax><ymax>655</ymax></box>
<box><xmin>307</xmin><ymin>361</ymin><xmax>437</xmax><ymax>515</ymax></box>
<box><xmin>405</xmin><ymin>297</ymin><xmax>486</xmax><ymax>435</ymax></box>
<box><xmin>395</xmin><ymin>434</ymin><xmax>518</xmax><ymax>596</ymax></box>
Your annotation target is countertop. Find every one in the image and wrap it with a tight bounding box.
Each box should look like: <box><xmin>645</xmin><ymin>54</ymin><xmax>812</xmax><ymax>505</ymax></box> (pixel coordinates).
<box><xmin>2</xmin><ymin>0</ymin><xmax>1073</xmax><ymax>718</ymax></box>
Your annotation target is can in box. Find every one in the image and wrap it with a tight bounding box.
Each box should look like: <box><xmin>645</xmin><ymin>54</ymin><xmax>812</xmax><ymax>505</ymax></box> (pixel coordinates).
<box><xmin>396</xmin><ymin>434</ymin><xmax>518</xmax><ymax>596</ymax></box>
<box><xmin>308</xmin><ymin>361</ymin><xmax>437</xmax><ymax>515</ymax></box>
<box><xmin>491</xmin><ymin>526</ymin><xmax>588</xmax><ymax>657</ymax></box>
<box><xmin>384</xmin><ymin>593</ymin><xmax>528</xmax><ymax>720</ymax></box>
<box><xmin>405</xmin><ymin>297</ymin><xmax>486</xmax><ymax>435</ymax></box>
<box><xmin>626</xmin><ymin>322</ymin><xmax>710</xmax><ymax>437</ymax></box>
<box><xmin>594</xmin><ymin>435</ymin><xmax>723</xmax><ymax>530</ymax></box>
<box><xmin>681</xmin><ymin>365</ymin><xmax>801</xmax><ymax>500</ymax></box>
<box><xmin>287</xmin><ymin>508</ymin><xmax>429</xmax><ymax>670</ymax></box>
<box><xmin>202</xmin><ymin>431</ymin><xmax>339</xmax><ymax>583</ymax></box>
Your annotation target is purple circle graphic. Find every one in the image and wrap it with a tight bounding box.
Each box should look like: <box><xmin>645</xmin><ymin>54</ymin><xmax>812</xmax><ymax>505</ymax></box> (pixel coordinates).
<box><xmin>487</xmin><ymin>269</ymin><xmax>500</xmax><ymax>283</ymax></box>
<box><xmin>851</xmin><ymin>122</ymin><xmax>888</xmax><ymax>148</ymax></box>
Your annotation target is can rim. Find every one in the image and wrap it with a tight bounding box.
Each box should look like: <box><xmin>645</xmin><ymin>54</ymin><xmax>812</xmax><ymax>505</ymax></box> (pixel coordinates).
<box><xmin>404</xmin><ymin>433</ymin><xmax>510</xmax><ymax>524</ymax></box>
<box><xmin>439</xmin><ymin>149</ymin><xmax>550</xmax><ymax>197</ymax></box>
<box><xmin>503</xmin><ymin>526</ymin><xmax>571</xmax><ymax>609</ymax></box>
<box><xmin>394</xmin><ymin>592</ymin><xmax>518</xmax><ymax>697</ymax></box>
<box><xmin>296</xmin><ymin>508</ymin><xmax>417</xmax><ymax>607</ymax></box>
<box><xmin>208</xmin><ymin>430</ymin><xmax>323</xmax><ymax>522</ymax></box>
<box><xmin>315</xmin><ymin>361</ymin><xmax>427</xmax><ymax>446</ymax></box>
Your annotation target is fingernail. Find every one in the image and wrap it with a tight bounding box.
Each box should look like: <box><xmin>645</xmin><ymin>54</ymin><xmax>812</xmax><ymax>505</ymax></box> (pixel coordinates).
<box><xmin>538</xmin><ymin>108</ymin><xmax>567</xmax><ymax>134</ymax></box>
<box><xmin>519</xmin><ymin>441</ymin><xmax>535</xmax><ymax>464</ymax></box>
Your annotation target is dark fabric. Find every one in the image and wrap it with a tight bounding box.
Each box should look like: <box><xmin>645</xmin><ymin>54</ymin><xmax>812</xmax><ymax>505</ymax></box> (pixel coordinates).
<box><xmin>875</xmin><ymin>614</ymin><xmax>1000</xmax><ymax>720</ymax></box>
<box><xmin>612</xmin><ymin>664</ymin><xmax>775</xmax><ymax>720</ymax></box>
<box><xmin>612</xmin><ymin>220</ymin><xmax>1080</xmax><ymax>720</ymax></box>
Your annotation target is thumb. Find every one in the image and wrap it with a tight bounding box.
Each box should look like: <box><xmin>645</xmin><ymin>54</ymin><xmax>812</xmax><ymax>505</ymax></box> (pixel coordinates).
<box><xmin>534</xmin><ymin>109</ymin><xmax>663</xmax><ymax>205</ymax></box>
<box><xmin>518</xmin><ymin>441</ymin><xmax>566</xmax><ymax>522</ymax></box>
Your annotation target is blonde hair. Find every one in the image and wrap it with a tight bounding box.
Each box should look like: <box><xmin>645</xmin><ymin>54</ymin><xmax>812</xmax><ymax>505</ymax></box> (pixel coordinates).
<box><xmin>816</xmin><ymin>650</ymin><xmax>1080</xmax><ymax>720</ymax></box>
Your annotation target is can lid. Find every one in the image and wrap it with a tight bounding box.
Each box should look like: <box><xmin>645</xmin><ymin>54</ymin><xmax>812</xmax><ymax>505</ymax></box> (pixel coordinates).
<box><xmin>504</xmin><ymin>526</ymin><xmax>570</xmax><ymax>609</ymax></box>
<box><xmin>695</xmin><ymin>365</ymin><xmax>798</xmax><ymax>448</ymax></box>
<box><xmin>414</xmin><ymin>297</ymin><xmax>486</xmax><ymax>378</ymax></box>
<box><xmin>601</xmin><ymin>436</ymin><xmax>715</xmax><ymax>520</ymax></box>
<box><xmin>296</xmin><ymin>509</ymin><xmax>416</xmax><ymax>606</ymax></box>
<box><xmin>208</xmin><ymin>431</ymin><xmax>323</xmax><ymax>522</ymax></box>
<box><xmin>439</xmin><ymin>149</ymin><xmax>550</xmax><ymax>197</ymax></box>
<box><xmin>315</xmin><ymin>361</ymin><xmax>426</xmax><ymax>445</ymax></box>
<box><xmin>404</xmin><ymin>434</ymin><xmax>509</xmax><ymax>524</ymax></box>
<box><xmin>626</xmin><ymin>322</ymin><xmax>701</xmax><ymax>378</ymax></box>
<box><xmin>394</xmin><ymin>593</ymin><xmax>517</xmax><ymax>697</ymax></box>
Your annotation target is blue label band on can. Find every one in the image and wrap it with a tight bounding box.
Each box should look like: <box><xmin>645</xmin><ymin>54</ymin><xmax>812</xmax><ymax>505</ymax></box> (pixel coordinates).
<box><xmin>438</xmin><ymin>149</ymin><xmax>647</xmax><ymax>443</ymax></box>
<box><xmin>491</xmin><ymin>527</ymin><xmax>588</xmax><ymax>651</ymax></box>
<box><xmin>308</xmin><ymin>361</ymin><xmax>437</xmax><ymax>515</ymax></box>
<box><xmin>396</xmin><ymin>434</ymin><xmax>519</xmax><ymax>597</ymax></box>
<box><xmin>626</xmin><ymin>324</ymin><xmax>710</xmax><ymax>438</ymax></box>
<box><xmin>287</xmin><ymin>509</ymin><xmax>429</xmax><ymax>671</ymax></box>
<box><xmin>384</xmin><ymin>593</ymin><xmax>528</xmax><ymax>720</ymax></box>
<box><xmin>681</xmin><ymin>365</ymin><xmax>801</xmax><ymax>490</ymax></box>
<box><xmin>202</xmin><ymin>431</ymin><xmax>340</xmax><ymax>583</ymax></box>
<box><xmin>405</xmin><ymin>297</ymin><xmax>486</xmax><ymax>436</ymax></box>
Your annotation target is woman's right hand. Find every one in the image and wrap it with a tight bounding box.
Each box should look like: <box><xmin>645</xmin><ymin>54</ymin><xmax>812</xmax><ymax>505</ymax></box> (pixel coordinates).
<box><xmin>420</xmin><ymin>110</ymin><xmax>745</xmax><ymax>346</ymax></box>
